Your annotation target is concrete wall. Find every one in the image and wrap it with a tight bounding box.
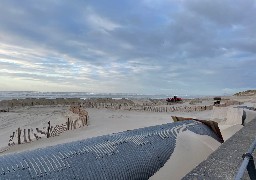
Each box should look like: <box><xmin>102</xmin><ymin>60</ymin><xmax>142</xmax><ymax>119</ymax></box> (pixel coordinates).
<box><xmin>183</xmin><ymin>117</ymin><xmax>256</xmax><ymax>180</ymax></box>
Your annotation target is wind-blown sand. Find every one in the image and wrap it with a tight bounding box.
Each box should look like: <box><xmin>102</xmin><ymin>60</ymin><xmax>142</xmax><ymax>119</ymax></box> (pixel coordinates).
<box><xmin>0</xmin><ymin>107</ymin><xmax>214</xmax><ymax>155</ymax></box>
<box><xmin>151</xmin><ymin>104</ymin><xmax>256</xmax><ymax>179</ymax></box>
<box><xmin>150</xmin><ymin>130</ymin><xmax>221</xmax><ymax>180</ymax></box>
<box><xmin>0</xmin><ymin>97</ymin><xmax>256</xmax><ymax>179</ymax></box>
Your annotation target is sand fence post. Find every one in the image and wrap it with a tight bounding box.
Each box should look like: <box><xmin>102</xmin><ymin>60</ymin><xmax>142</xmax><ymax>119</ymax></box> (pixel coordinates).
<box><xmin>17</xmin><ymin>128</ymin><xmax>21</xmax><ymax>144</ymax></box>
<box><xmin>23</xmin><ymin>129</ymin><xmax>27</xmax><ymax>143</ymax></box>
<box><xmin>47</xmin><ymin>121</ymin><xmax>51</xmax><ymax>138</ymax></box>
<box><xmin>28</xmin><ymin>129</ymin><xmax>32</xmax><ymax>142</ymax></box>
<box><xmin>8</xmin><ymin>132</ymin><xmax>15</xmax><ymax>146</ymax></box>
<box><xmin>67</xmin><ymin>118</ymin><xmax>70</xmax><ymax>130</ymax></box>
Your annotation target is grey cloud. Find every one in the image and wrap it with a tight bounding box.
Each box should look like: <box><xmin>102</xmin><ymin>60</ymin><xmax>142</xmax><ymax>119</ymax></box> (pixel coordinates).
<box><xmin>183</xmin><ymin>0</ymin><xmax>256</xmax><ymax>26</ymax></box>
<box><xmin>0</xmin><ymin>0</ymin><xmax>255</xmax><ymax>94</ymax></box>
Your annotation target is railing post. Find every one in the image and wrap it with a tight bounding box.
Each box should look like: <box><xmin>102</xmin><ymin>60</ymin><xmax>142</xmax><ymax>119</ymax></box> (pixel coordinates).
<box><xmin>243</xmin><ymin>153</ymin><xmax>256</xmax><ymax>180</ymax></box>
<box><xmin>235</xmin><ymin>138</ymin><xmax>256</xmax><ymax>180</ymax></box>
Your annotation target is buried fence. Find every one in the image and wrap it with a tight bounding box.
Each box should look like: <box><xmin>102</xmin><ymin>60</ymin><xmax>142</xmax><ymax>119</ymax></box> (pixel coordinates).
<box><xmin>82</xmin><ymin>102</ymin><xmax>214</xmax><ymax>112</ymax></box>
<box><xmin>8</xmin><ymin>106</ymin><xmax>88</xmax><ymax>147</ymax></box>
<box><xmin>142</xmin><ymin>105</ymin><xmax>213</xmax><ymax>112</ymax></box>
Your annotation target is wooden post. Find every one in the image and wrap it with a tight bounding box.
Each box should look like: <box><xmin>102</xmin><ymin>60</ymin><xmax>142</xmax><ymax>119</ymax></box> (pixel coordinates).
<box><xmin>28</xmin><ymin>129</ymin><xmax>32</xmax><ymax>142</ymax></box>
<box><xmin>18</xmin><ymin>128</ymin><xmax>21</xmax><ymax>144</ymax></box>
<box><xmin>67</xmin><ymin>118</ymin><xmax>70</xmax><ymax>130</ymax></box>
<box><xmin>8</xmin><ymin>132</ymin><xmax>15</xmax><ymax>146</ymax></box>
<box><xmin>23</xmin><ymin>129</ymin><xmax>27</xmax><ymax>143</ymax></box>
<box><xmin>47</xmin><ymin>121</ymin><xmax>51</xmax><ymax>138</ymax></box>
<box><xmin>70</xmin><ymin>120</ymin><xmax>74</xmax><ymax>130</ymax></box>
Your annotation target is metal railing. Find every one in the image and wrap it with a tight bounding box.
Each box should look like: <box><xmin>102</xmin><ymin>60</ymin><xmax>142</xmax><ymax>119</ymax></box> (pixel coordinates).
<box><xmin>235</xmin><ymin>138</ymin><xmax>256</xmax><ymax>180</ymax></box>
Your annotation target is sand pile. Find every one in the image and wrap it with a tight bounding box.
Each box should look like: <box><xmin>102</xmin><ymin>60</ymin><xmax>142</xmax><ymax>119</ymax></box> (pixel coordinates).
<box><xmin>150</xmin><ymin>130</ymin><xmax>221</xmax><ymax>180</ymax></box>
<box><xmin>210</xmin><ymin>106</ymin><xmax>242</xmax><ymax>124</ymax></box>
<box><xmin>152</xmin><ymin>106</ymin><xmax>256</xmax><ymax>179</ymax></box>
<box><xmin>210</xmin><ymin>106</ymin><xmax>256</xmax><ymax>141</ymax></box>
<box><xmin>210</xmin><ymin>107</ymin><xmax>243</xmax><ymax>141</ymax></box>
<box><xmin>210</xmin><ymin>107</ymin><xmax>242</xmax><ymax>140</ymax></box>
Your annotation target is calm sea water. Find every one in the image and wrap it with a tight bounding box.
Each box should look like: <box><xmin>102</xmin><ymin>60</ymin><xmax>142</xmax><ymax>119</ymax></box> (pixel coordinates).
<box><xmin>0</xmin><ymin>91</ymin><xmax>200</xmax><ymax>101</ymax></box>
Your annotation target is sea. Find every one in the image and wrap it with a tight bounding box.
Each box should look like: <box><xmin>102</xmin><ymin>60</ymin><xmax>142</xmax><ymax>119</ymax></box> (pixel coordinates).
<box><xmin>0</xmin><ymin>91</ymin><xmax>201</xmax><ymax>101</ymax></box>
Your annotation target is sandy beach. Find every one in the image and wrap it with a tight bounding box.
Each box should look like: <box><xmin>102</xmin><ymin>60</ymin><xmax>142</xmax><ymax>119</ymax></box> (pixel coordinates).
<box><xmin>1</xmin><ymin>94</ymin><xmax>256</xmax><ymax>179</ymax></box>
<box><xmin>1</xmin><ymin>0</ymin><xmax>256</xmax><ymax>178</ymax></box>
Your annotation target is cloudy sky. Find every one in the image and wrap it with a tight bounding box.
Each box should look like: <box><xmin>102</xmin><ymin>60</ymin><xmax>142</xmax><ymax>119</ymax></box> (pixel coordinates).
<box><xmin>0</xmin><ymin>0</ymin><xmax>255</xmax><ymax>95</ymax></box>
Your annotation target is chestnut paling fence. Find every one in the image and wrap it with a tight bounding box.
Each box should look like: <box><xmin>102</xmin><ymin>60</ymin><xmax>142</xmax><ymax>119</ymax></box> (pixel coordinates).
<box><xmin>8</xmin><ymin>106</ymin><xmax>88</xmax><ymax>147</ymax></box>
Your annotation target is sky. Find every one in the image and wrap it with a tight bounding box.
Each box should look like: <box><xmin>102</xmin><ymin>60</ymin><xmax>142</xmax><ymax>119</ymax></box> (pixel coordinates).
<box><xmin>0</xmin><ymin>0</ymin><xmax>256</xmax><ymax>96</ymax></box>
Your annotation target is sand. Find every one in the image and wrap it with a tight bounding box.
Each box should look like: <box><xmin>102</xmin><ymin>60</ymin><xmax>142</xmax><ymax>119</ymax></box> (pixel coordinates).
<box><xmin>0</xmin><ymin>107</ymin><xmax>215</xmax><ymax>155</ymax></box>
<box><xmin>0</xmin><ymin>105</ymin><xmax>80</xmax><ymax>153</ymax></box>
<box><xmin>150</xmin><ymin>130</ymin><xmax>221</xmax><ymax>180</ymax></box>
<box><xmin>0</xmin><ymin>96</ymin><xmax>256</xmax><ymax>179</ymax></box>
